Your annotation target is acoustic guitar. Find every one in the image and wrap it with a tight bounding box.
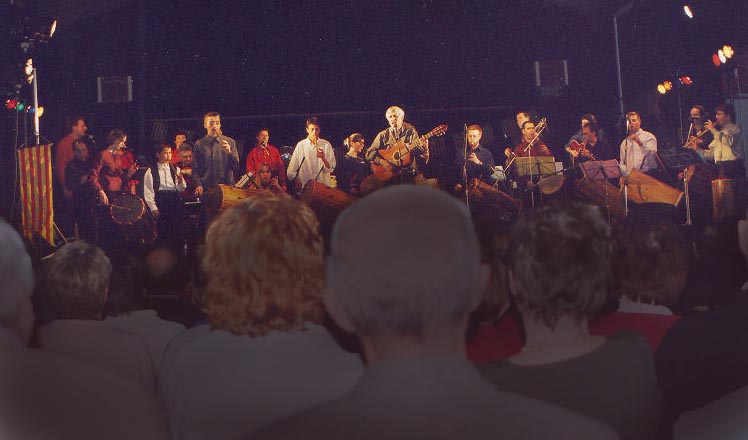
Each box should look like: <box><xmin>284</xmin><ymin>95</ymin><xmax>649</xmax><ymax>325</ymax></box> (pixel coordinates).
<box><xmin>370</xmin><ymin>124</ymin><xmax>448</xmax><ymax>181</ymax></box>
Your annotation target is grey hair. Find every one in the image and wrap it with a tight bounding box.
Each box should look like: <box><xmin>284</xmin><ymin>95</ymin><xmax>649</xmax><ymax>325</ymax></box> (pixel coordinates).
<box><xmin>327</xmin><ymin>186</ymin><xmax>481</xmax><ymax>336</ymax></box>
<box><xmin>0</xmin><ymin>220</ymin><xmax>33</xmax><ymax>320</ymax></box>
<box><xmin>385</xmin><ymin>106</ymin><xmax>405</xmax><ymax>119</ymax></box>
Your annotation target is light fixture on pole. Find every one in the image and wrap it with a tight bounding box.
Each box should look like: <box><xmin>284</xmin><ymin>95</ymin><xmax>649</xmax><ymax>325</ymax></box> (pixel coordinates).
<box><xmin>683</xmin><ymin>5</ymin><xmax>694</xmax><ymax>19</ymax></box>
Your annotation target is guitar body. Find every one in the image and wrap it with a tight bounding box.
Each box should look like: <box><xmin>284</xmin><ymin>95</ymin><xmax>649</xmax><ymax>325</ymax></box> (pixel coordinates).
<box><xmin>370</xmin><ymin>124</ymin><xmax>449</xmax><ymax>182</ymax></box>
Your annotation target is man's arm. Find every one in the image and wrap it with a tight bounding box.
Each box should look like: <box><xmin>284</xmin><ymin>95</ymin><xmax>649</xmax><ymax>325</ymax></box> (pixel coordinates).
<box><xmin>143</xmin><ymin>168</ymin><xmax>158</xmax><ymax>213</ymax></box>
<box><xmin>365</xmin><ymin>133</ymin><xmax>384</xmax><ymax>161</ymax></box>
<box><xmin>191</xmin><ymin>142</ymin><xmax>205</xmax><ymax>189</ymax></box>
<box><xmin>286</xmin><ymin>143</ymin><xmax>302</xmax><ymax>180</ymax></box>
<box><xmin>323</xmin><ymin>141</ymin><xmax>336</xmax><ymax>171</ymax></box>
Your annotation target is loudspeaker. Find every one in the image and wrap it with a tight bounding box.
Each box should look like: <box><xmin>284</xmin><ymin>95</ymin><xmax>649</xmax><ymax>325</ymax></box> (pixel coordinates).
<box><xmin>97</xmin><ymin>76</ymin><xmax>133</xmax><ymax>103</ymax></box>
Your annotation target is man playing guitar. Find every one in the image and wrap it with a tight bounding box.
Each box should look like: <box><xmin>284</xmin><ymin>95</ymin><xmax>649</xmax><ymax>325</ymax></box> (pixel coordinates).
<box><xmin>365</xmin><ymin>106</ymin><xmax>430</xmax><ymax>183</ymax></box>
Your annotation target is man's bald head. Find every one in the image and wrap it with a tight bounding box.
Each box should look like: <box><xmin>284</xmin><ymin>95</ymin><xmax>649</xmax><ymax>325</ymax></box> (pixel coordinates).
<box><xmin>326</xmin><ymin>186</ymin><xmax>485</xmax><ymax>336</ymax></box>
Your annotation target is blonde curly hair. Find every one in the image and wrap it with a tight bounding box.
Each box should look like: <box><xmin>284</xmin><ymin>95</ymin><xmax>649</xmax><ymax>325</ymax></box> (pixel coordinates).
<box><xmin>202</xmin><ymin>194</ymin><xmax>325</xmax><ymax>336</ymax></box>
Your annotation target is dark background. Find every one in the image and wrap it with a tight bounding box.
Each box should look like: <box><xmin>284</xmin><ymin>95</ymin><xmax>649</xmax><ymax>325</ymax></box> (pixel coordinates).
<box><xmin>2</xmin><ymin>0</ymin><xmax>747</xmax><ymax>222</ymax></box>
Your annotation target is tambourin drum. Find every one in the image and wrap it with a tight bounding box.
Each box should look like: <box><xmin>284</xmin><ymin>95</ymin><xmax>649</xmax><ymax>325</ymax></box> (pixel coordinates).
<box><xmin>300</xmin><ymin>180</ymin><xmax>357</xmax><ymax>221</ymax></box>
<box><xmin>575</xmin><ymin>178</ymin><xmax>626</xmax><ymax>221</ymax></box>
<box><xmin>465</xmin><ymin>180</ymin><xmax>522</xmax><ymax>220</ymax></box>
<box><xmin>203</xmin><ymin>184</ymin><xmax>267</xmax><ymax>216</ymax></box>
<box><xmin>712</xmin><ymin>178</ymin><xmax>747</xmax><ymax>221</ymax></box>
<box><xmin>626</xmin><ymin>170</ymin><xmax>684</xmax><ymax>207</ymax></box>
<box><xmin>686</xmin><ymin>163</ymin><xmax>718</xmax><ymax>199</ymax></box>
<box><xmin>536</xmin><ymin>174</ymin><xmax>564</xmax><ymax>195</ymax></box>
<box><xmin>110</xmin><ymin>193</ymin><xmax>146</xmax><ymax>225</ymax></box>
<box><xmin>109</xmin><ymin>193</ymin><xmax>156</xmax><ymax>245</ymax></box>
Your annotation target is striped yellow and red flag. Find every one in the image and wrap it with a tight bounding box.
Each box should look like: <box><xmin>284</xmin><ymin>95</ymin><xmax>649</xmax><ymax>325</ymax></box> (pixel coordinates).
<box><xmin>17</xmin><ymin>144</ymin><xmax>55</xmax><ymax>245</ymax></box>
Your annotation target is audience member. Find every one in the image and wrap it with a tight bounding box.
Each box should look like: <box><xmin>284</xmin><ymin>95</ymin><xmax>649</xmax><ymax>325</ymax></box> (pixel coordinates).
<box><xmin>655</xmin><ymin>210</ymin><xmax>748</xmax><ymax>437</ymax></box>
<box><xmin>249</xmin><ymin>187</ymin><xmax>616</xmax><ymax>440</ymax></box>
<box><xmin>479</xmin><ymin>201</ymin><xmax>660</xmax><ymax>440</ymax></box>
<box><xmin>38</xmin><ymin>240</ymin><xmax>156</xmax><ymax>392</ymax></box>
<box><xmin>0</xmin><ymin>221</ymin><xmax>168</xmax><ymax>439</ymax></box>
<box><xmin>158</xmin><ymin>194</ymin><xmax>364</xmax><ymax>440</ymax></box>
<box><xmin>104</xmin><ymin>251</ymin><xmax>185</xmax><ymax>371</ymax></box>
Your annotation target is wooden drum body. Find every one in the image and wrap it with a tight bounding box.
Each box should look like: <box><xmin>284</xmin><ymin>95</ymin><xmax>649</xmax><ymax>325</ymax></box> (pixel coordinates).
<box><xmin>300</xmin><ymin>180</ymin><xmax>357</xmax><ymax>223</ymax></box>
<box><xmin>712</xmin><ymin>178</ymin><xmax>747</xmax><ymax>221</ymax></box>
<box><xmin>465</xmin><ymin>180</ymin><xmax>522</xmax><ymax>221</ymax></box>
<box><xmin>203</xmin><ymin>184</ymin><xmax>268</xmax><ymax>216</ymax></box>
<box><xmin>626</xmin><ymin>170</ymin><xmax>684</xmax><ymax>207</ymax></box>
<box><xmin>575</xmin><ymin>178</ymin><xmax>626</xmax><ymax>221</ymax></box>
<box><xmin>109</xmin><ymin>193</ymin><xmax>156</xmax><ymax>245</ymax></box>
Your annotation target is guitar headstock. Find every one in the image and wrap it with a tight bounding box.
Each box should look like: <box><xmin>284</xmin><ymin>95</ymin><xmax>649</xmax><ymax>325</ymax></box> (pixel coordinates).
<box><xmin>425</xmin><ymin>124</ymin><xmax>448</xmax><ymax>139</ymax></box>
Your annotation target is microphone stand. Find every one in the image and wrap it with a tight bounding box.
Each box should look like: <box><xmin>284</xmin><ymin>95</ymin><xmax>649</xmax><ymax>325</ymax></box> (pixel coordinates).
<box><xmin>292</xmin><ymin>156</ymin><xmax>306</xmax><ymax>195</ymax></box>
<box><xmin>463</xmin><ymin>124</ymin><xmax>470</xmax><ymax>210</ymax></box>
<box><xmin>522</xmin><ymin>122</ymin><xmax>547</xmax><ymax>208</ymax></box>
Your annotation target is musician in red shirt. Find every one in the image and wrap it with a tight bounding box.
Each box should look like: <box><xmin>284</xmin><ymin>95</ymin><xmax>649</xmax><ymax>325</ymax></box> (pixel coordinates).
<box><xmin>245</xmin><ymin>128</ymin><xmax>287</xmax><ymax>188</ymax></box>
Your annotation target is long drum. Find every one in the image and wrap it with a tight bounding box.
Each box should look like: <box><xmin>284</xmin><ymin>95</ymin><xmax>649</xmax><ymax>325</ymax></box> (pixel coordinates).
<box><xmin>203</xmin><ymin>184</ymin><xmax>268</xmax><ymax>216</ymax></box>
<box><xmin>575</xmin><ymin>178</ymin><xmax>626</xmax><ymax>221</ymax></box>
<box><xmin>300</xmin><ymin>180</ymin><xmax>357</xmax><ymax>222</ymax></box>
<box><xmin>626</xmin><ymin>170</ymin><xmax>684</xmax><ymax>207</ymax></box>
<box><xmin>465</xmin><ymin>180</ymin><xmax>522</xmax><ymax>221</ymax></box>
<box><xmin>712</xmin><ymin>178</ymin><xmax>747</xmax><ymax>221</ymax></box>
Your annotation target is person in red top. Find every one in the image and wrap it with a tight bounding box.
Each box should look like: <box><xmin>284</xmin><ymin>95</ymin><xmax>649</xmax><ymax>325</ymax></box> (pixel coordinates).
<box><xmin>506</xmin><ymin>120</ymin><xmax>552</xmax><ymax>158</ymax></box>
<box><xmin>244</xmin><ymin>128</ymin><xmax>287</xmax><ymax>188</ymax></box>
<box><xmin>55</xmin><ymin>115</ymin><xmax>88</xmax><ymax>199</ymax></box>
<box><xmin>91</xmin><ymin>129</ymin><xmax>137</xmax><ymax>205</ymax></box>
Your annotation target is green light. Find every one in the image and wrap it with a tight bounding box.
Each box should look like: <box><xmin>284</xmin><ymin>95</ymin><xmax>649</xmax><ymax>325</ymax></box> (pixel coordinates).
<box><xmin>15</xmin><ymin>102</ymin><xmax>25</xmax><ymax>111</ymax></box>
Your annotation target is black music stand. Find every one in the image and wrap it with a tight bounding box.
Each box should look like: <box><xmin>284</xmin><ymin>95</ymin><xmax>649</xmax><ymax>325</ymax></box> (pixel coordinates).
<box><xmin>579</xmin><ymin>159</ymin><xmax>622</xmax><ymax>226</ymax></box>
<box><xmin>516</xmin><ymin>157</ymin><xmax>555</xmax><ymax>207</ymax></box>
<box><xmin>658</xmin><ymin>147</ymin><xmax>705</xmax><ymax>225</ymax></box>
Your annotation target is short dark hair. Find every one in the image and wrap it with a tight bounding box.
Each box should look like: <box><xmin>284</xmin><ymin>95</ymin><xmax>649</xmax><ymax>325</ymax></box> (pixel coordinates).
<box><xmin>107</xmin><ymin>129</ymin><xmax>126</xmax><ymax>146</ymax></box>
<box><xmin>582</xmin><ymin>121</ymin><xmax>599</xmax><ymax>132</ymax></box>
<box><xmin>67</xmin><ymin>115</ymin><xmax>84</xmax><ymax>131</ymax></box>
<box><xmin>178</xmin><ymin>144</ymin><xmax>192</xmax><ymax>153</ymax></box>
<box><xmin>204</xmin><ymin>111</ymin><xmax>220</xmax><ymax>119</ymax></box>
<box><xmin>153</xmin><ymin>143</ymin><xmax>172</xmax><ymax>155</ymax></box>
<box><xmin>104</xmin><ymin>252</ymin><xmax>146</xmax><ymax>317</ymax></box>
<box><xmin>46</xmin><ymin>241</ymin><xmax>112</xmax><ymax>319</ymax></box>
<box><xmin>580</xmin><ymin>113</ymin><xmax>598</xmax><ymax>124</ymax></box>
<box><xmin>715</xmin><ymin>103</ymin><xmax>735</xmax><ymax>120</ymax></box>
<box><xmin>306</xmin><ymin>116</ymin><xmax>319</xmax><ymax>128</ymax></box>
<box><xmin>521</xmin><ymin>120</ymin><xmax>535</xmax><ymax>130</ymax></box>
<box><xmin>690</xmin><ymin>105</ymin><xmax>706</xmax><ymax>116</ymax></box>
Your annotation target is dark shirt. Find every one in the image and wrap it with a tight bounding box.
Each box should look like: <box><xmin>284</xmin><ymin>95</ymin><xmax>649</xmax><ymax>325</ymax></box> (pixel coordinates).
<box><xmin>65</xmin><ymin>159</ymin><xmax>96</xmax><ymax>206</ymax></box>
<box><xmin>575</xmin><ymin>137</ymin><xmax>617</xmax><ymax>164</ymax></box>
<box><xmin>192</xmin><ymin>135</ymin><xmax>240</xmax><ymax>188</ymax></box>
<box><xmin>335</xmin><ymin>154</ymin><xmax>369</xmax><ymax>195</ymax></box>
<box><xmin>455</xmin><ymin>144</ymin><xmax>495</xmax><ymax>181</ymax></box>
<box><xmin>512</xmin><ymin>141</ymin><xmax>552</xmax><ymax>158</ymax></box>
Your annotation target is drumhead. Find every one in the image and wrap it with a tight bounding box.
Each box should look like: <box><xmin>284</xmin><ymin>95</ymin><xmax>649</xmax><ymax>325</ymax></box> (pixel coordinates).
<box><xmin>110</xmin><ymin>193</ymin><xmax>146</xmax><ymax>225</ymax></box>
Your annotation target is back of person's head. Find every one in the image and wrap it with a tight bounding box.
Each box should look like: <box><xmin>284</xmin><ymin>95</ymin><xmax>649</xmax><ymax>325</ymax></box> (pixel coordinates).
<box><xmin>46</xmin><ymin>240</ymin><xmax>112</xmax><ymax>320</ymax></box>
<box><xmin>142</xmin><ymin>245</ymin><xmax>190</xmax><ymax>297</ymax></box>
<box><xmin>104</xmin><ymin>251</ymin><xmax>146</xmax><ymax>317</ymax></box>
<box><xmin>326</xmin><ymin>186</ymin><xmax>486</xmax><ymax>337</ymax></box>
<box><xmin>508</xmin><ymin>201</ymin><xmax>610</xmax><ymax>328</ymax></box>
<box><xmin>611</xmin><ymin>216</ymin><xmax>690</xmax><ymax>306</ymax></box>
<box><xmin>202</xmin><ymin>194</ymin><xmax>325</xmax><ymax>336</ymax></box>
<box><xmin>0</xmin><ymin>220</ymin><xmax>34</xmax><ymax>344</ymax></box>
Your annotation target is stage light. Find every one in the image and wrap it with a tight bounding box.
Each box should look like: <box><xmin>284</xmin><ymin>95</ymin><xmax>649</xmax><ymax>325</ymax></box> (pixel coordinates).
<box><xmin>683</xmin><ymin>5</ymin><xmax>693</xmax><ymax>19</ymax></box>
<box><xmin>29</xmin><ymin>106</ymin><xmax>45</xmax><ymax>118</ymax></box>
<box><xmin>712</xmin><ymin>53</ymin><xmax>722</xmax><ymax>66</ymax></box>
<box><xmin>6</xmin><ymin>99</ymin><xmax>18</xmax><ymax>110</ymax></box>
<box><xmin>723</xmin><ymin>45</ymin><xmax>734</xmax><ymax>59</ymax></box>
<box><xmin>15</xmin><ymin>102</ymin><xmax>25</xmax><ymax>111</ymax></box>
<box><xmin>663</xmin><ymin>80</ymin><xmax>673</xmax><ymax>91</ymax></box>
<box><xmin>679</xmin><ymin>75</ymin><xmax>692</xmax><ymax>85</ymax></box>
<box><xmin>718</xmin><ymin>49</ymin><xmax>727</xmax><ymax>64</ymax></box>
<box><xmin>24</xmin><ymin>59</ymin><xmax>33</xmax><ymax>76</ymax></box>
<box><xmin>26</xmin><ymin>73</ymin><xmax>34</xmax><ymax>84</ymax></box>
<box><xmin>49</xmin><ymin>20</ymin><xmax>57</xmax><ymax>38</ymax></box>
<box><xmin>657</xmin><ymin>84</ymin><xmax>667</xmax><ymax>94</ymax></box>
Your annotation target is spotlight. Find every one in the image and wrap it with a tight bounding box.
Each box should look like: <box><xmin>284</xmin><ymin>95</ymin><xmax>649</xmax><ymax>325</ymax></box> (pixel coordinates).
<box><xmin>6</xmin><ymin>99</ymin><xmax>18</xmax><ymax>110</ymax></box>
<box><xmin>712</xmin><ymin>53</ymin><xmax>722</xmax><ymax>66</ymax></box>
<box><xmin>15</xmin><ymin>101</ymin><xmax>25</xmax><ymax>111</ymax></box>
<box><xmin>683</xmin><ymin>5</ymin><xmax>693</xmax><ymax>19</ymax></box>
<box><xmin>657</xmin><ymin>84</ymin><xmax>667</xmax><ymax>94</ymax></box>
<box><xmin>663</xmin><ymin>81</ymin><xmax>673</xmax><ymax>91</ymax></box>
<box><xmin>679</xmin><ymin>75</ymin><xmax>692</xmax><ymax>85</ymax></box>
<box><xmin>723</xmin><ymin>45</ymin><xmax>734</xmax><ymax>59</ymax></box>
<box><xmin>718</xmin><ymin>49</ymin><xmax>727</xmax><ymax>64</ymax></box>
<box><xmin>49</xmin><ymin>20</ymin><xmax>57</xmax><ymax>38</ymax></box>
<box><xmin>28</xmin><ymin>106</ymin><xmax>45</xmax><ymax>118</ymax></box>
<box><xmin>24</xmin><ymin>59</ymin><xmax>33</xmax><ymax>76</ymax></box>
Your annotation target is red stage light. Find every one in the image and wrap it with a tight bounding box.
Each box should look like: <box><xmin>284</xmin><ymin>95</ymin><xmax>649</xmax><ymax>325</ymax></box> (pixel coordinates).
<box><xmin>5</xmin><ymin>99</ymin><xmax>18</xmax><ymax>110</ymax></box>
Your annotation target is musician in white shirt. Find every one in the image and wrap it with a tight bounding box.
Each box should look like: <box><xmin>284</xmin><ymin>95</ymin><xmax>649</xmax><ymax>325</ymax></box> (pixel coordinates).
<box><xmin>143</xmin><ymin>144</ymin><xmax>186</xmax><ymax>218</ymax></box>
<box><xmin>620</xmin><ymin>112</ymin><xmax>658</xmax><ymax>174</ymax></box>
<box><xmin>287</xmin><ymin>116</ymin><xmax>336</xmax><ymax>191</ymax></box>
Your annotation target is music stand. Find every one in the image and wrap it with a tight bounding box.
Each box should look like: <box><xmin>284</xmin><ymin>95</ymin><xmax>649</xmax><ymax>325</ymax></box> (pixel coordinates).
<box><xmin>657</xmin><ymin>147</ymin><xmax>706</xmax><ymax>225</ymax></box>
<box><xmin>579</xmin><ymin>159</ymin><xmax>622</xmax><ymax>226</ymax></box>
<box><xmin>516</xmin><ymin>156</ymin><xmax>556</xmax><ymax>177</ymax></box>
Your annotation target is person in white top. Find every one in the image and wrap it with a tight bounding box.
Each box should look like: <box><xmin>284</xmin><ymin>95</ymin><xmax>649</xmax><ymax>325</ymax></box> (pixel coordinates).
<box><xmin>620</xmin><ymin>111</ymin><xmax>658</xmax><ymax>174</ymax></box>
<box><xmin>143</xmin><ymin>144</ymin><xmax>186</xmax><ymax>218</ymax></box>
<box><xmin>688</xmin><ymin>103</ymin><xmax>745</xmax><ymax>178</ymax></box>
<box><xmin>159</xmin><ymin>194</ymin><xmax>363</xmax><ymax>440</ymax></box>
<box><xmin>286</xmin><ymin>116</ymin><xmax>336</xmax><ymax>192</ymax></box>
